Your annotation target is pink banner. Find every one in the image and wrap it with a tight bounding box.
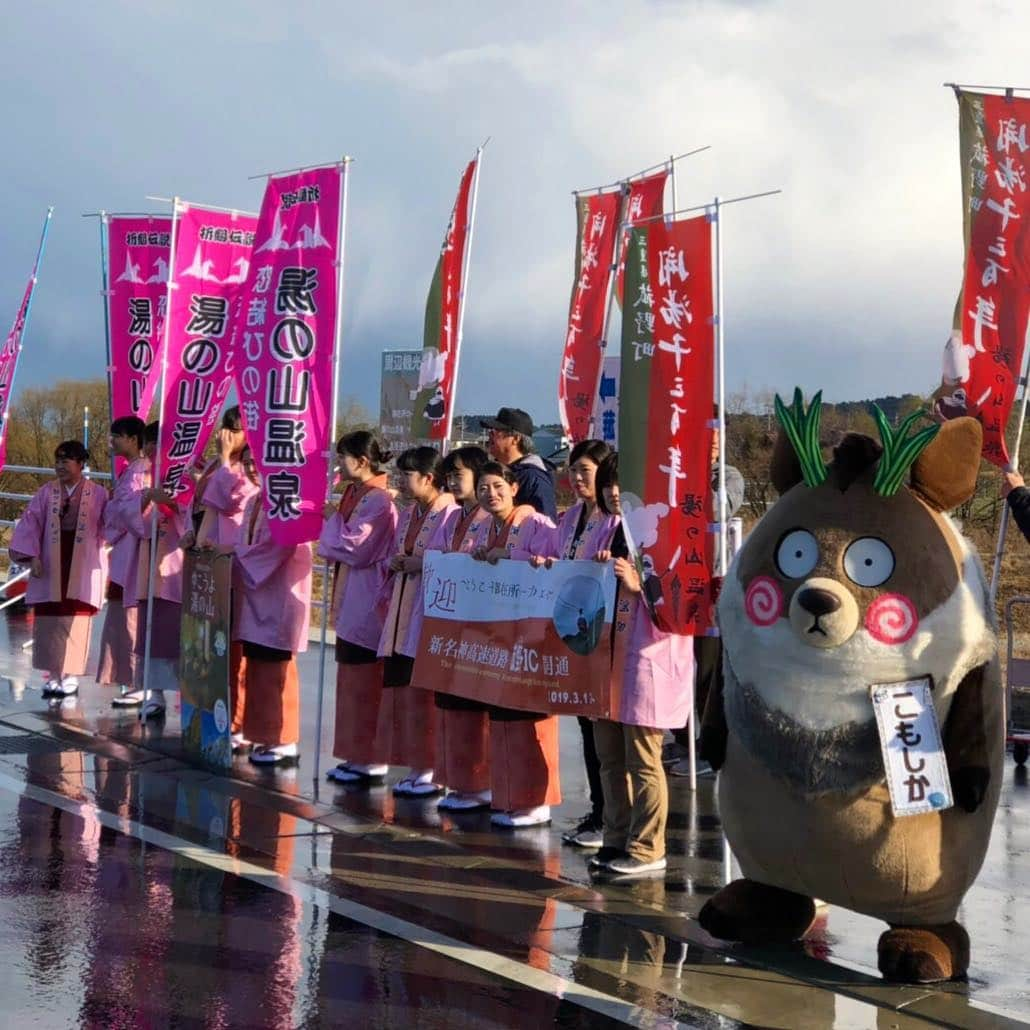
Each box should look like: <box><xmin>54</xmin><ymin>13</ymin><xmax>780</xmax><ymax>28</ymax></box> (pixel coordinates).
<box><xmin>157</xmin><ymin>204</ymin><xmax>257</xmax><ymax>500</ymax></box>
<box><xmin>234</xmin><ymin>165</ymin><xmax>343</xmax><ymax>546</ymax></box>
<box><xmin>0</xmin><ymin>210</ymin><xmax>51</xmax><ymax>472</ymax></box>
<box><xmin>107</xmin><ymin>216</ymin><xmax>172</xmax><ymax>423</ymax></box>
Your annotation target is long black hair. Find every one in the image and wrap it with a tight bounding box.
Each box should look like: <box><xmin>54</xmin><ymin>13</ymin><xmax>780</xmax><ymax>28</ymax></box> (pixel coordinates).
<box><xmin>336</xmin><ymin>430</ymin><xmax>392</xmax><ymax>473</ymax></box>
<box><xmin>595</xmin><ymin>452</ymin><xmax>620</xmax><ymax>516</ymax></box>
<box><xmin>568</xmin><ymin>439</ymin><xmax>611</xmax><ymax>468</ymax></box>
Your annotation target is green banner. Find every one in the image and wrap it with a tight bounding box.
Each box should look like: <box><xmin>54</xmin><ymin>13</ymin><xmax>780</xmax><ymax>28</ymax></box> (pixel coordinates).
<box><xmin>410</xmin><ymin>254</ymin><xmax>444</xmax><ymax>439</ymax></box>
<box><xmin>618</xmin><ymin>225</ymin><xmax>653</xmax><ymax>500</ymax></box>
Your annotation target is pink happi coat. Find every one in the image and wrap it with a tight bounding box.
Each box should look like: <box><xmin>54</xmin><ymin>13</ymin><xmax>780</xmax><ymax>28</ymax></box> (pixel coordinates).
<box><xmin>126</xmin><ymin>497</ymin><xmax>186</xmax><ymax>606</ymax></box>
<box><xmin>598</xmin><ymin>520</ymin><xmax>694</xmax><ymax>730</ymax></box>
<box><xmin>10</xmin><ymin>479</ymin><xmax>108</xmax><ymax>609</ymax></box>
<box><xmin>467</xmin><ymin>504</ymin><xmax>558</xmax><ymax>561</ymax></box>
<box><xmin>234</xmin><ymin>495</ymin><xmax>313</xmax><ymax>654</ymax></box>
<box><xmin>317</xmin><ymin>474</ymin><xmax>398</xmax><ymax>652</ymax></box>
<box><xmin>103</xmin><ymin>456</ymin><xmax>150</xmax><ymax>589</ymax></box>
<box><xmin>378</xmin><ymin>492</ymin><xmax>456</xmax><ymax>659</ymax></box>
<box><xmin>188</xmin><ymin>459</ymin><xmax>259</xmax><ymax>546</ymax></box>
<box><xmin>555</xmin><ymin>500</ymin><xmax>620</xmax><ymax>561</ymax></box>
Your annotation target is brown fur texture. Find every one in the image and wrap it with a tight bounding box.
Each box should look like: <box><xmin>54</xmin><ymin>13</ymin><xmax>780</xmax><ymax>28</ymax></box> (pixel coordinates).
<box><xmin>771</xmin><ymin>428</ymin><xmax>804</xmax><ymax>494</ymax></box>
<box><xmin>698</xmin><ymin>878</ymin><xmax>817</xmax><ymax>944</ymax></box>
<box><xmin>911</xmin><ymin>418</ymin><xmax>983</xmax><ymax>513</ymax></box>
<box><xmin>878</xmin><ymin>922</ymin><xmax>970</xmax><ymax>982</ymax></box>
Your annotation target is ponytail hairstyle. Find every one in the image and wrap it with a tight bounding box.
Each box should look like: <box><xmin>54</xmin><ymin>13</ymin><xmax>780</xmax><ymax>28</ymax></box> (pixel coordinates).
<box><xmin>475</xmin><ymin>460</ymin><xmax>519</xmax><ymax>489</ymax></box>
<box><xmin>595</xmin><ymin>452</ymin><xmax>620</xmax><ymax>516</ymax></box>
<box><xmin>336</xmin><ymin>430</ymin><xmax>392</xmax><ymax>473</ymax></box>
<box><xmin>396</xmin><ymin>445</ymin><xmax>445</xmax><ymax>489</ymax></box>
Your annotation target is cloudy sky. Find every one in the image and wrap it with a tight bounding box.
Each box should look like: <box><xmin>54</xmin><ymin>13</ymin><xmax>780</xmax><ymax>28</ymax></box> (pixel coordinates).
<box><xmin>2</xmin><ymin>1</ymin><xmax>1028</xmax><ymax>426</ymax></box>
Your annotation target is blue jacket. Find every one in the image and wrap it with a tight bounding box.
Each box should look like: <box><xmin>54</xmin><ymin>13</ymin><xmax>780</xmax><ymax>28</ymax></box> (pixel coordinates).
<box><xmin>511</xmin><ymin>454</ymin><xmax>557</xmax><ymax>523</ymax></box>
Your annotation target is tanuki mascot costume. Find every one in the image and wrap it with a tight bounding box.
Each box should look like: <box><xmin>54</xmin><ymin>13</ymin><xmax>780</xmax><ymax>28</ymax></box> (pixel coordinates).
<box><xmin>699</xmin><ymin>391</ymin><xmax>1002</xmax><ymax>983</ymax></box>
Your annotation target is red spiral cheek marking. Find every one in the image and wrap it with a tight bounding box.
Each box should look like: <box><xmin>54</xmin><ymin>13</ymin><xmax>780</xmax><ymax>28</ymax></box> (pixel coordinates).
<box><xmin>745</xmin><ymin>576</ymin><xmax>784</xmax><ymax>627</ymax></box>
<box><xmin>864</xmin><ymin>593</ymin><xmax>918</xmax><ymax>644</ymax></box>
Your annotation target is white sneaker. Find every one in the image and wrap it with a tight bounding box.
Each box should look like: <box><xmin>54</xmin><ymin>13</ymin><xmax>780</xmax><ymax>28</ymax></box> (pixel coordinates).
<box><xmin>248</xmin><ymin>742</ymin><xmax>299</xmax><ymax>765</ymax></box>
<box><xmin>491</xmin><ymin>805</ymin><xmax>551</xmax><ymax>828</ymax></box>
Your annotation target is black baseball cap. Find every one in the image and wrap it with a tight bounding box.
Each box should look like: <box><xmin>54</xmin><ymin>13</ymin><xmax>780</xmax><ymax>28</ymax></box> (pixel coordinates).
<box><xmin>479</xmin><ymin>407</ymin><xmax>534</xmax><ymax>437</ymax></box>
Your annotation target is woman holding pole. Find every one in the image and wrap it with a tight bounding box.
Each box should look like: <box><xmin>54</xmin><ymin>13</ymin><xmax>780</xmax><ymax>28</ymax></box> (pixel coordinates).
<box><xmin>377</xmin><ymin>447</ymin><xmax>455</xmax><ymax>798</ymax></box>
<box><xmin>97</xmin><ymin>416</ymin><xmax>149</xmax><ymax>706</ymax></box>
<box><xmin>318</xmin><ymin>431</ymin><xmax>398</xmax><ymax>786</ymax></box>
<box><xmin>232</xmin><ymin>446</ymin><xmax>313</xmax><ymax>766</ymax></box>
<box><xmin>469</xmin><ymin>461</ymin><xmax>559</xmax><ymax>828</ymax></box>
<box><xmin>10</xmin><ymin>441</ymin><xmax>107</xmax><ymax>697</ymax></box>
<box><xmin>588</xmin><ymin>452</ymin><xmax>694</xmax><ymax>877</ymax></box>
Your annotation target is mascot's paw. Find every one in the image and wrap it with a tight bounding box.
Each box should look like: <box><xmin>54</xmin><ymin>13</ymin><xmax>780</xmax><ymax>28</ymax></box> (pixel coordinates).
<box><xmin>698</xmin><ymin>878</ymin><xmax>817</xmax><ymax>944</ymax></box>
<box><xmin>951</xmin><ymin>766</ymin><xmax>990</xmax><ymax>812</ymax></box>
<box><xmin>877</xmin><ymin>922</ymin><xmax>970</xmax><ymax>983</ymax></box>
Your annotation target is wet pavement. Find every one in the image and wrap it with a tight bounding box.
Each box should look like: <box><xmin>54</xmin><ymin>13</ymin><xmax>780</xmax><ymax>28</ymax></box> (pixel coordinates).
<box><xmin>0</xmin><ymin>606</ymin><xmax>1027</xmax><ymax>1028</ymax></box>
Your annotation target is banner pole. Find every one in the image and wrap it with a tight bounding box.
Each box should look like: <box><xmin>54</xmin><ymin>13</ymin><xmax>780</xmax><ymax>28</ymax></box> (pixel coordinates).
<box><xmin>313</xmin><ymin>159</ymin><xmax>352</xmax><ymax>789</ymax></box>
<box><xmin>989</xmin><ymin>349</ymin><xmax>1030</xmax><ymax>604</ymax></box>
<box><xmin>98</xmin><ymin>212</ymin><xmax>116</xmax><ymax>473</ymax></box>
<box><xmin>141</xmin><ymin>197</ymin><xmax>181</xmax><ymax>719</ymax></box>
<box><xmin>443</xmin><ymin>144</ymin><xmax>486</xmax><ymax>453</ymax></box>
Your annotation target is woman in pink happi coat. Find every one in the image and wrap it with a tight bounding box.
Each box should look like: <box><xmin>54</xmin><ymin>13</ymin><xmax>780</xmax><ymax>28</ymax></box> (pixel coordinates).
<box><xmin>232</xmin><ymin>447</ymin><xmax>313</xmax><ymax>766</ymax></box>
<box><xmin>469</xmin><ymin>461</ymin><xmax>560</xmax><ymax>828</ymax></box>
<box><xmin>418</xmin><ymin>446</ymin><xmax>492</xmax><ymax>811</ymax></box>
<box><xmin>126</xmin><ymin>421</ymin><xmax>187</xmax><ymax>720</ymax></box>
<box><xmin>10</xmin><ymin>441</ymin><xmax>107</xmax><ymax>697</ymax></box>
<box><xmin>377</xmin><ymin>446</ymin><xmax>455</xmax><ymax>797</ymax></box>
<box><xmin>97</xmin><ymin>416</ymin><xmax>149</xmax><ymax>707</ymax></box>
<box><xmin>589</xmin><ymin>451</ymin><xmax>695</xmax><ymax>878</ymax></box>
<box><xmin>180</xmin><ymin>405</ymin><xmax>257</xmax><ymax>738</ymax></box>
<box><xmin>319</xmin><ymin>431</ymin><xmax>398</xmax><ymax>786</ymax></box>
<box><xmin>545</xmin><ymin>439</ymin><xmax>616</xmax><ymax>850</ymax></box>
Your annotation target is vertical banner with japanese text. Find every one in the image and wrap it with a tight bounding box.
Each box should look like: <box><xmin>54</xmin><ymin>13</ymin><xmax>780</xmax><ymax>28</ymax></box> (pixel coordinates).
<box><xmin>615</xmin><ymin>170</ymin><xmax>668</xmax><ymax>306</ymax></box>
<box><xmin>234</xmin><ymin>165</ymin><xmax>343</xmax><ymax>546</ymax></box>
<box><xmin>558</xmin><ymin>190</ymin><xmax>621</xmax><ymax>444</ymax></box>
<box><xmin>412</xmin><ymin>158</ymin><xmax>477</xmax><ymax>441</ymax></box>
<box><xmin>936</xmin><ymin>91</ymin><xmax>1030</xmax><ymax>467</ymax></box>
<box><xmin>380</xmin><ymin>350</ymin><xmax>427</xmax><ymax>454</ymax></box>
<box><xmin>107</xmin><ymin>215</ymin><xmax>172</xmax><ymax>422</ymax></box>
<box><xmin>157</xmin><ymin>204</ymin><xmax>257</xmax><ymax>501</ymax></box>
<box><xmin>619</xmin><ymin>216</ymin><xmax>714</xmax><ymax>635</ymax></box>
<box><xmin>0</xmin><ymin>209</ymin><xmax>52</xmax><ymax>473</ymax></box>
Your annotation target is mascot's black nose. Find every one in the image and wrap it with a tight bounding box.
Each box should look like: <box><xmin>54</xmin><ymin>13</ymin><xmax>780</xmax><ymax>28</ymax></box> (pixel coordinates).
<box><xmin>797</xmin><ymin>587</ymin><xmax>841</xmax><ymax>617</ymax></box>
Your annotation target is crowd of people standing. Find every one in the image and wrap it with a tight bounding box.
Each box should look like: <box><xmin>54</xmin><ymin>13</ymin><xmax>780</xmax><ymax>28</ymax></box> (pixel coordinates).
<box><xmin>9</xmin><ymin>403</ymin><xmax>743</xmax><ymax>877</ymax></box>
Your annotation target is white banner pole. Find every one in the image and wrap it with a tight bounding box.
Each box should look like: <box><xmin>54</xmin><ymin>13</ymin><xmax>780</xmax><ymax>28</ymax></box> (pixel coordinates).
<box><xmin>314</xmin><ymin>158</ymin><xmax>352</xmax><ymax>789</ymax></box>
<box><xmin>98</xmin><ymin>212</ymin><xmax>116</xmax><ymax>474</ymax></box>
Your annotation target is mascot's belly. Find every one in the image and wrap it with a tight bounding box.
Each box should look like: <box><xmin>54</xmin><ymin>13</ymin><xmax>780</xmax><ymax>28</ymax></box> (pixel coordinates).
<box><xmin>718</xmin><ymin>733</ymin><xmax>1001</xmax><ymax>927</ymax></box>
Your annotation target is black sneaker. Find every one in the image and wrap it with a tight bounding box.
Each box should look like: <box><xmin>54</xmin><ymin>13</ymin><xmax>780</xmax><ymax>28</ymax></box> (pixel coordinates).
<box><xmin>588</xmin><ymin>847</ymin><xmax>626</xmax><ymax>869</ymax></box>
<box><xmin>561</xmin><ymin>814</ymin><xmax>603</xmax><ymax>849</ymax></box>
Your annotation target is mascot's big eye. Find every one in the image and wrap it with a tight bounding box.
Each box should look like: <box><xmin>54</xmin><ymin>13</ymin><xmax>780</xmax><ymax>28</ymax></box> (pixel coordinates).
<box><xmin>843</xmin><ymin>537</ymin><xmax>895</xmax><ymax>588</ymax></box>
<box><xmin>775</xmin><ymin>529</ymin><xmax>819</xmax><ymax>579</ymax></box>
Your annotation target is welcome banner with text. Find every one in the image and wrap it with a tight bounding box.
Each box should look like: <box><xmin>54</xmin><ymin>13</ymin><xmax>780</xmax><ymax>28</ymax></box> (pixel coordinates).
<box><xmin>234</xmin><ymin>164</ymin><xmax>343</xmax><ymax>546</ymax></box>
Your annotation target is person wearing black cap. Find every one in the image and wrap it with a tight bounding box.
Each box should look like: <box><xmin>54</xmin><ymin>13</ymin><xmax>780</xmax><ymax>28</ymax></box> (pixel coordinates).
<box><xmin>479</xmin><ymin>407</ymin><xmax>557</xmax><ymax>523</ymax></box>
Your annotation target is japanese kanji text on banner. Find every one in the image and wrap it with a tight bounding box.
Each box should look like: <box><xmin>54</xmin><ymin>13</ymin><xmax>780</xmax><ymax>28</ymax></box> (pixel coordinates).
<box><xmin>558</xmin><ymin>191</ymin><xmax>621</xmax><ymax>444</ymax></box>
<box><xmin>937</xmin><ymin>91</ymin><xmax>1030</xmax><ymax>467</ymax></box>
<box><xmin>158</xmin><ymin>204</ymin><xmax>258</xmax><ymax>501</ymax></box>
<box><xmin>411</xmin><ymin>158</ymin><xmax>477</xmax><ymax>441</ymax></box>
<box><xmin>412</xmin><ymin>552</ymin><xmax>620</xmax><ymax>717</ymax></box>
<box><xmin>107</xmin><ymin>215</ymin><xmax>172</xmax><ymax>422</ymax></box>
<box><xmin>619</xmin><ymin>216</ymin><xmax>715</xmax><ymax>635</ymax></box>
<box><xmin>234</xmin><ymin>165</ymin><xmax>344</xmax><ymax>546</ymax></box>
<box><xmin>615</xmin><ymin>170</ymin><xmax>668</xmax><ymax>306</ymax></box>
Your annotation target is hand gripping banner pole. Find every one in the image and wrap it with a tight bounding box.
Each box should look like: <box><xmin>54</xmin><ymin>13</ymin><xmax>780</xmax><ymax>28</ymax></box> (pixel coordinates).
<box><xmin>314</xmin><ymin>158</ymin><xmax>352</xmax><ymax>790</ymax></box>
<box><xmin>141</xmin><ymin>197</ymin><xmax>181</xmax><ymax>719</ymax></box>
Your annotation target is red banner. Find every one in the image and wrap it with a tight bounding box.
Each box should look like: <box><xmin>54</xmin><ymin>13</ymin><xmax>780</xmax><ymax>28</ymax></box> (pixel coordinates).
<box><xmin>234</xmin><ymin>165</ymin><xmax>343</xmax><ymax>546</ymax></box>
<box><xmin>0</xmin><ymin>209</ymin><xmax>51</xmax><ymax>473</ymax></box>
<box><xmin>106</xmin><ymin>216</ymin><xmax>172</xmax><ymax>424</ymax></box>
<box><xmin>615</xmin><ymin>170</ymin><xmax>668</xmax><ymax>305</ymax></box>
<box><xmin>558</xmin><ymin>191</ymin><xmax>621</xmax><ymax>444</ymax></box>
<box><xmin>939</xmin><ymin>92</ymin><xmax>1030</xmax><ymax>467</ymax></box>
<box><xmin>411</xmin><ymin>158</ymin><xmax>477</xmax><ymax>440</ymax></box>
<box><xmin>638</xmin><ymin>214</ymin><xmax>714</xmax><ymax>635</ymax></box>
<box><xmin>156</xmin><ymin>203</ymin><xmax>258</xmax><ymax>501</ymax></box>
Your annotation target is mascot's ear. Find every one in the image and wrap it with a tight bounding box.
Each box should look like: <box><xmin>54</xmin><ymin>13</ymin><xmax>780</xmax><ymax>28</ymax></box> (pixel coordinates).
<box><xmin>771</xmin><ymin>428</ymin><xmax>803</xmax><ymax>494</ymax></box>
<box><xmin>910</xmin><ymin>417</ymin><xmax>983</xmax><ymax>511</ymax></box>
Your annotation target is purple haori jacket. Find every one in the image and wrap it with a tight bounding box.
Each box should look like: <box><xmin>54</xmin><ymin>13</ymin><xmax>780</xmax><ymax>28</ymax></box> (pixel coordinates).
<box><xmin>317</xmin><ymin>475</ymin><xmax>398</xmax><ymax>652</ymax></box>
<box><xmin>595</xmin><ymin>519</ymin><xmax>695</xmax><ymax>730</ymax></box>
<box><xmin>103</xmin><ymin>457</ymin><xmax>149</xmax><ymax>589</ymax></box>
<box><xmin>555</xmin><ymin>501</ymin><xmax>620</xmax><ymax>561</ymax></box>
<box><xmin>189</xmin><ymin>460</ymin><xmax>260</xmax><ymax>547</ymax></box>
<box><xmin>466</xmin><ymin>506</ymin><xmax>558</xmax><ymax>561</ymax></box>
<box><xmin>10</xmin><ymin>479</ymin><xmax>108</xmax><ymax>609</ymax></box>
<box><xmin>234</xmin><ymin>496</ymin><xmax>313</xmax><ymax>654</ymax></box>
<box><xmin>125</xmin><ymin>498</ymin><xmax>186</xmax><ymax>606</ymax></box>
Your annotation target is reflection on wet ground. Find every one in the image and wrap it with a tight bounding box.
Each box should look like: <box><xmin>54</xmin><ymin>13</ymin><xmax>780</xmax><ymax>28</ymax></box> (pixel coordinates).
<box><xmin>0</xmin><ymin>609</ymin><xmax>1027</xmax><ymax>1027</ymax></box>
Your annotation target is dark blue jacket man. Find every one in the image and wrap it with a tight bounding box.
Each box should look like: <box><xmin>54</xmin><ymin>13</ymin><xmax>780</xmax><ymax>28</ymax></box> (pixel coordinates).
<box><xmin>480</xmin><ymin>407</ymin><xmax>557</xmax><ymax>522</ymax></box>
